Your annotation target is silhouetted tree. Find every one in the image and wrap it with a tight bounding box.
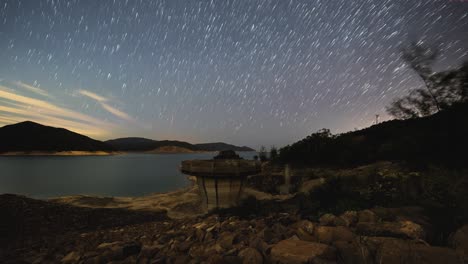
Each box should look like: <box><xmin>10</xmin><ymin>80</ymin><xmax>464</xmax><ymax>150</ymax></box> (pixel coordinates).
<box><xmin>258</xmin><ymin>146</ymin><xmax>268</xmax><ymax>162</ymax></box>
<box><xmin>387</xmin><ymin>42</ymin><xmax>468</xmax><ymax>119</ymax></box>
<box><xmin>269</xmin><ymin>146</ymin><xmax>278</xmax><ymax>160</ymax></box>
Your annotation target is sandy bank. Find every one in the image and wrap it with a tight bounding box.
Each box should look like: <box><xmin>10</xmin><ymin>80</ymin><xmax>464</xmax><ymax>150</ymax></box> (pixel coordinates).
<box><xmin>51</xmin><ymin>186</ymin><xmax>205</xmax><ymax>219</ymax></box>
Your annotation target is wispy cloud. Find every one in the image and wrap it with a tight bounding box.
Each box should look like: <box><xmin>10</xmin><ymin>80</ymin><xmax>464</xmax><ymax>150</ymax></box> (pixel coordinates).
<box><xmin>14</xmin><ymin>81</ymin><xmax>52</xmax><ymax>98</ymax></box>
<box><xmin>77</xmin><ymin>89</ymin><xmax>108</xmax><ymax>102</ymax></box>
<box><xmin>0</xmin><ymin>84</ymin><xmax>114</xmax><ymax>137</ymax></box>
<box><xmin>100</xmin><ymin>103</ymin><xmax>134</xmax><ymax>121</ymax></box>
<box><xmin>77</xmin><ymin>89</ymin><xmax>135</xmax><ymax>122</ymax></box>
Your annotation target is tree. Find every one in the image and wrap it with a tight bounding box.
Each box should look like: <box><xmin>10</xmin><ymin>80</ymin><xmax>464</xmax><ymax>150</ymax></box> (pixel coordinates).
<box><xmin>401</xmin><ymin>42</ymin><xmax>441</xmax><ymax>111</ymax></box>
<box><xmin>387</xmin><ymin>42</ymin><xmax>468</xmax><ymax>119</ymax></box>
<box><xmin>258</xmin><ymin>146</ymin><xmax>268</xmax><ymax>162</ymax></box>
<box><xmin>269</xmin><ymin>146</ymin><xmax>278</xmax><ymax>160</ymax></box>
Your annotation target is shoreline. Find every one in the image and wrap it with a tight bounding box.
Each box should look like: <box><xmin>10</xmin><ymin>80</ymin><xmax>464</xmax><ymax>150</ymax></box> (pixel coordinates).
<box><xmin>0</xmin><ymin>150</ymin><xmax>257</xmax><ymax>156</ymax></box>
<box><xmin>0</xmin><ymin>151</ymin><xmax>122</xmax><ymax>156</ymax></box>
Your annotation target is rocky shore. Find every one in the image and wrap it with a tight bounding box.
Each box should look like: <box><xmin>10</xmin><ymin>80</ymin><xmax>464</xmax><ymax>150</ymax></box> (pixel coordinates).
<box><xmin>1</xmin><ymin>190</ymin><xmax>467</xmax><ymax>264</ymax></box>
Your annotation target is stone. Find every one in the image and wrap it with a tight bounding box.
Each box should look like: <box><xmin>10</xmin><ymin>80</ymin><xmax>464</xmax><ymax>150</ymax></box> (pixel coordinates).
<box><xmin>173</xmin><ymin>255</ymin><xmax>191</xmax><ymax>264</ymax></box>
<box><xmin>315</xmin><ymin>226</ymin><xmax>355</xmax><ymax>244</ymax></box>
<box><xmin>61</xmin><ymin>251</ymin><xmax>80</xmax><ymax>263</ymax></box>
<box><xmin>451</xmin><ymin>224</ymin><xmax>468</xmax><ymax>262</ymax></box>
<box><xmin>315</xmin><ymin>226</ymin><xmax>334</xmax><ymax>244</ymax></box>
<box><xmin>218</xmin><ymin>231</ymin><xmax>236</xmax><ymax>249</ymax></box>
<box><xmin>294</xmin><ymin>220</ymin><xmax>316</xmax><ymax>242</ymax></box>
<box><xmin>358</xmin><ymin>209</ymin><xmax>378</xmax><ymax>223</ymax></box>
<box><xmin>97</xmin><ymin>241</ymin><xmax>122</xmax><ymax>250</ymax></box>
<box><xmin>399</xmin><ymin>220</ymin><xmax>426</xmax><ymax>240</ymax></box>
<box><xmin>270</xmin><ymin>239</ymin><xmax>336</xmax><ymax>264</ymax></box>
<box><xmin>375</xmin><ymin>237</ymin><xmax>461</xmax><ymax>264</ymax></box>
<box><xmin>249</xmin><ymin>237</ymin><xmax>269</xmax><ymax>254</ymax></box>
<box><xmin>296</xmin><ymin>227</ymin><xmax>316</xmax><ymax>242</ymax></box>
<box><xmin>296</xmin><ymin>220</ymin><xmax>315</xmax><ymax>234</ymax></box>
<box><xmin>139</xmin><ymin>245</ymin><xmax>161</xmax><ymax>259</ymax></box>
<box><xmin>319</xmin><ymin>214</ymin><xmax>337</xmax><ymax>226</ymax></box>
<box><xmin>122</xmin><ymin>242</ymin><xmax>142</xmax><ymax>258</ymax></box>
<box><xmin>260</xmin><ymin>227</ymin><xmax>276</xmax><ymax>243</ymax></box>
<box><xmin>356</xmin><ymin>220</ymin><xmax>425</xmax><ymax>240</ymax></box>
<box><xmin>188</xmin><ymin>244</ymin><xmax>205</xmax><ymax>258</ymax></box>
<box><xmin>177</xmin><ymin>240</ymin><xmax>193</xmax><ymax>252</ymax></box>
<box><xmin>334</xmin><ymin>240</ymin><xmax>371</xmax><ymax>264</ymax></box>
<box><xmin>238</xmin><ymin>247</ymin><xmax>263</xmax><ymax>264</ymax></box>
<box><xmin>339</xmin><ymin>211</ymin><xmax>358</xmax><ymax>227</ymax></box>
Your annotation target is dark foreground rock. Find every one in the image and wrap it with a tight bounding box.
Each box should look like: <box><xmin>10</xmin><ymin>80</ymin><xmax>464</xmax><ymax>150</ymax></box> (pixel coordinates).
<box><xmin>0</xmin><ymin>194</ymin><xmax>466</xmax><ymax>263</ymax></box>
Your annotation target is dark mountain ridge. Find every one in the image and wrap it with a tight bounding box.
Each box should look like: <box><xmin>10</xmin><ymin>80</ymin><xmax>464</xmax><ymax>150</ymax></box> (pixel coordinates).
<box><xmin>0</xmin><ymin>121</ymin><xmax>113</xmax><ymax>153</ymax></box>
<box><xmin>278</xmin><ymin>102</ymin><xmax>468</xmax><ymax>168</ymax></box>
<box><xmin>0</xmin><ymin>121</ymin><xmax>255</xmax><ymax>153</ymax></box>
<box><xmin>105</xmin><ymin>138</ymin><xmax>254</xmax><ymax>152</ymax></box>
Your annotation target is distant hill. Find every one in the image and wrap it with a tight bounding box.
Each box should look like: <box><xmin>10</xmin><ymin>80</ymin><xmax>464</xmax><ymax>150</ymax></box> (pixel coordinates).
<box><xmin>0</xmin><ymin>121</ymin><xmax>114</xmax><ymax>154</ymax></box>
<box><xmin>105</xmin><ymin>137</ymin><xmax>196</xmax><ymax>152</ymax></box>
<box><xmin>146</xmin><ymin>146</ymin><xmax>196</xmax><ymax>154</ymax></box>
<box><xmin>106</xmin><ymin>138</ymin><xmax>254</xmax><ymax>152</ymax></box>
<box><xmin>195</xmin><ymin>142</ymin><xmax>254</xmax><ymax>152</ymax></box>
<box><xmin>278</xmin><ymin>102</ymin><xmax>468</xmax><ymax>168</ymax></box>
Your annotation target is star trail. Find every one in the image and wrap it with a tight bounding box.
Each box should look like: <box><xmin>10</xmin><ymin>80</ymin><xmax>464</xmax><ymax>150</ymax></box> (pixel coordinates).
<box><xmin>0</xmin><ymin>0</ymin><xmax>467</xmax><ymax>147</ymax></box>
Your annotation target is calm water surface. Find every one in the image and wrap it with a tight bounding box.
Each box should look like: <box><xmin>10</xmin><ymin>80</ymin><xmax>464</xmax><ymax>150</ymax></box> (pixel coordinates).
<box><xmin>0</xmin><ymin>152</ymin><xmax>256</xmax><ymax>198</ymax></box>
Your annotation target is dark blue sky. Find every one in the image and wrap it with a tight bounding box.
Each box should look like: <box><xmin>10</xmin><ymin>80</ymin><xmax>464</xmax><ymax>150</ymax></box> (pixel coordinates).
<box><xmin>0</xmin><ymin>0</ymin><xmax>467</xmax><ymax>148</ymax></box>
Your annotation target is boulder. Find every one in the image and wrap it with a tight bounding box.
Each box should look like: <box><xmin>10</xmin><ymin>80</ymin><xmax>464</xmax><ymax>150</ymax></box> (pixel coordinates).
<box><xmin>218</xmin><ymin>231</ymin><xmax>236</xmax><ymax>249</ymax></box>
<box><xmin>270</xmin><ymin>239</ymin><xmax>336</xmax><ymax>264</ymax></box>
<box><xmin>339</xmin><ymin>211</ymin><xmax>358</xmax><ymax>227</ymax></box>
<box><xmin>138</xmin><ymin>245</ymin><xmax>161</xmax><ymax>259</ymax></box>
<box><xmin>122</xmin><ymin>242</ymin><xmax>141</xmax><ymax>258</ymax></box>
<box><xmin>173</xmin><ymin>255</ymin><xmax>191</xmax><ymax>264</ymax></box>
<box><xmin>356</xmin><ymin>220</ymin><xmax>425</xmax><ymax>240</ymax></box>
<box><xmin>375</xmin><ymin>237</ymin><xmax>461</xmax><ymax>264</ymax></box>
<box><xmin>334</xmin><ymin>240</ymin><xmax>372</xmax><ymax>264</ymax></box>
<box><xmin>319</xmin><ymin>214</ymin><xmax>337</xmax><ymax>226</ymax></box>
<box><xmin>61</xmin><ymin>251</ymin><xmax>80</xmax><ymax>263</ymax></box>
<box><xmin>358</xmin><ymin>209</ymin><xmax>378</xmax><ymax>223</ymax></box>
<box><xmin>294</xmin><ymin>220</ymin><xmax>316</xmax><ymax>242</ymax></box>
<box><xmin>319</xmin><ymin>213</ymin><xmax>347</xmax><ymax>227</ymax></box>
<box><xmin>238</xmin><ymin>247</ymin><xmax>263</xmax><ymax>264</ymax></box>
<box><xmin>451</xmin><ymin>224</ymin><xmax>468</xmax><ymax>262</ymax></box>
<box><xmin>249</xmin><ymin>237</ymin><xmax>270</xmax><ymax>255</ymax></box>
<box><xmin>315</xmin><ymin>226</ymin><xmax>355</xmax><ymax>244</ymax></box>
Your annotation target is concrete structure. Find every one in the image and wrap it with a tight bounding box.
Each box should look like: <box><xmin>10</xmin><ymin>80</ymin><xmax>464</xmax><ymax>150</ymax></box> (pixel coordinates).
<box><xmin>181</xmin><ymin>152</ymin><xmax>260</xmax><ymax>211</ymax></box>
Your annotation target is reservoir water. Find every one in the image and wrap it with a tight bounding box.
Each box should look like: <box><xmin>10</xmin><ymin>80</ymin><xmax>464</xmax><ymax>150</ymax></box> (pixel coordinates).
<box><xmin>0</xmin><ymin>152</ymin><xmax>256</xmax><ymax>198</ymax></box>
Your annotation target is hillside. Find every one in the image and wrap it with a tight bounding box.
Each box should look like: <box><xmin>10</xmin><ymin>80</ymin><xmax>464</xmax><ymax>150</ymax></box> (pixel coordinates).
<box><xmin>278</xmin><ymin>102</ymin><xmax>468</xmax><ymax>167</ymax></box>
<box><xmin>106</xmin><ymin>137</ymin><xmax>254</xmax><ymax>152</ymax></box>
<box><xmin>195</xmin><ymin>142</ymin><xmax>254</xmax><ymax>152</ymax></box>
<box><xmin>0</xmin><ymin>121</ymin><xmax>114</xmax><ymax>154</ymax></box>
<box><xmin>146</xmin><ymin>146</ymin><xmax>196</xmax><ymax>154</ymax></box>
<box><xmin>105</xmin><ymin>137</ymin><xmax>196</xmax><ymax>152</ymax></box>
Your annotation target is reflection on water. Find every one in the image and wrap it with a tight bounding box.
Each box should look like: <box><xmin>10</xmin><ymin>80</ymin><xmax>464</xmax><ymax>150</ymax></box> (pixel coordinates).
<box><xmin>0</xmin><ymin>152</ymin><xmax>256</xmax><ymax>198</ymax></box>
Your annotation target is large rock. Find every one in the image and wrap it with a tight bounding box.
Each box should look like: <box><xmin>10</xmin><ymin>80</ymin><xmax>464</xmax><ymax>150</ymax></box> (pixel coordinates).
<box><xmin>238</xmin><ymin>247</ymin><xmax>263</xmax><ymax>264</ymax></box>
<box><xmin>61</xmin><ymin>251</ymin><xmax>80</xmax><ymax>263</ymax></box>
<box><xmin>339</xmin><ymin>211</ymin><xmax>358</xmax><ymax>227</ymax></box>
<box><xmin>334</xmin><ymin>240</ymin><xmax>372</xmax><ymax>264</ymax></box>
<box><xmin>319</xmin><ymin>214</ymin><xmax>337</xmax><ymax>226</ymax></box>
<box><xmin>218</xmin><ymin>231</ymin><xmax>236</xmax><ymax>249</ymax></box>
<box><xmin>451</xmin><ymin>224</ymin><xmax>468</xmax><ymax>262</ymax></box>
<box><xmin>356</xmin><ymin>220</ymin><xmax>425</xmax><ymax>240</ymax></box>
<box><xmin>369</xmin><ymin>237</ymin><xmax>461</xmax><ymax>264</ymax></box>
<box><xmin>315</xmin><ymin>226</ymin><xmax>355</xmax><ymax>244</ymax></box>
<box><xmin>319</xmin><ymin>213</ymin><xmax>347</xmax><ymax>227</ymax></box>
<box><xmin>293</xmin><ymin>220</ymin><xmax>315</xmax><ymax>242</ymax></box>
<box><xmin>358</xmin><ymin>209</ymin><xmax>378</xmax><ymax>223</ymax></box>
<box><xmin>270</xmin><ymin>239</ymin><xmax>336</xmax><ymax>264</ymax></box>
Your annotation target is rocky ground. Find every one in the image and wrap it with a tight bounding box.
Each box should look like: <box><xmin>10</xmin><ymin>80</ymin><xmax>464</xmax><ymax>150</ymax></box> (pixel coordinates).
<box><xmin>1</xmin><ymin>192</ymin><xmax>467</xmax><ymax>264</ymax></box>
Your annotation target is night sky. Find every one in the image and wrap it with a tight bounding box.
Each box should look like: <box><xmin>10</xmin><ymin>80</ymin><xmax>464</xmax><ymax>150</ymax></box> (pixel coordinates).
<box><xmin>0</xmin><ymin>0</ymin><xmax>467</xmax><ymax>148</ymax></box>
